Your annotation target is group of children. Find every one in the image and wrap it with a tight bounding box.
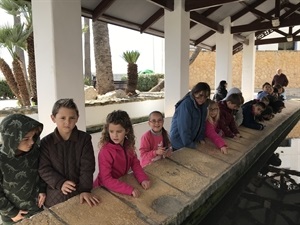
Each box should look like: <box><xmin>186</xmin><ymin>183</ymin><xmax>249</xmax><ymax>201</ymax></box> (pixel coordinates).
<box><xmin>0</xmin><ymin>80</ymin><xmax>286</xmax><ymax>223</ymax></box>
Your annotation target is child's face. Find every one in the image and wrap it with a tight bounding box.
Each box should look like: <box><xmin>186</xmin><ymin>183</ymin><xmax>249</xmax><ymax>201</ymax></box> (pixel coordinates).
<box><xmin>108</xmin><ymin>123</ymin><xmax>127</xmax><ymax>146</ymax></box>
<box><xmin>193</xmin><ymin>91</ymin><xmax>209</xmax><ymax>105</ymax></box>
<box><xmin>51</xmin><ymin>107</ymin><xmax>78</xmax><ymax>137</ymax></box>
<box><xmin>148</xmin><ymin>113</ymin><xmax>164</xmax><ymax>133</ymax></box>
<box><xmin>263</xmin><ymin>85</ymin><xmax>272</xmax><ymax>94</ymax></box>
<box><xmin>209</xmin><ymin>104</ymin><xmax>219</xmax><ymax>118</ymax></box>
<box><xmin>253</xmin><ymin>105</ymin><xmax>264</xmax><ymax>116</ymax></box>
<box><xmin>227</xmin><ymin>101</ymin><xmax>239</xmax><ymax>110</ymax></box>
<box><xmin>18</xmin><ymin>129</ymin><xmax>36</xmax><ymax>152</ymax></box>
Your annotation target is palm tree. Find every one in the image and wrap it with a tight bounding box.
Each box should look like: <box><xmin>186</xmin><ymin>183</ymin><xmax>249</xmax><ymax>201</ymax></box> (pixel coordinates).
<box><xmin>83</xmin><ymin>18</ymin><xmax>91</xmax><ymax>83</ymax></box>
<box><xmin>92</xmin><ymin>20</ymin><xmax>115</xmax><ymax>95</ymax></box>
<box><xmin>0</xmin><ymin>0</ymin><xmax>37</xmax><ymax>104</ymax></box>
<box><xmin>0</xmin><ymin>24</ymin><xmax>31</xmax><ymax>106</ymax></box>
<box><xmin>122</xmin><ymin>50</ymin><xmax>140</xmax><ymax>95</ymax></box>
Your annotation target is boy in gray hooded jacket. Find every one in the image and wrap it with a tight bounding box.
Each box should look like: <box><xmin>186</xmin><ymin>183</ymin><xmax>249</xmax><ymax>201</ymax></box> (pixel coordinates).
<box><xmin>0</xmin><ymin>114</ymin><xmax>46</xmax><ymax>224</ymax></box>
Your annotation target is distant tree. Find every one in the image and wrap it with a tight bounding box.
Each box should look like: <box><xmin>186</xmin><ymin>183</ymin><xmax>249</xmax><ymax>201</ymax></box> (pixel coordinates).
<box><xmin>83</xmin><ymin>17</ymin><xmax>91</xmax><ymax>83</ymax></box>
<box><xmin>122</xmin><ymin>50</ymin><xmax>140</xmax><ymax>95</ymax></box>
<box><xmin>92</xmin><ymin>20</ymin><xmax>115</xmax><ymax>94</ymax></box>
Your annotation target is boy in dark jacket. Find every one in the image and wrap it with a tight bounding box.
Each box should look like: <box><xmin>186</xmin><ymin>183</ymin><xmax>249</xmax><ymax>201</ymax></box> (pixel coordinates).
<box><xmin>39</xmin><ymin>99</ymin><xmax>100</xmax><ymax>208</ymax></box>
<box><xmin>218</xmin><ymin>93</ymin><xmax>242</xmax><ymax>138</ymax></box>
<box><xmin>0</xmin><ymin>114</ymin><xmax>45</xmax><ymax>224</ymax></box>
<box><xmin>242</xmin><ymin>102</ymin><xmax>266</xmax><ymax>130</ymax></box>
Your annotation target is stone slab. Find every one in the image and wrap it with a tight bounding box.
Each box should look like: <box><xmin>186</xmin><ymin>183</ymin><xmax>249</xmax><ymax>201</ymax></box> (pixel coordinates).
<box><xmin>144</xmin><ymin>158</ymin><xmax>210</xmax><ymax>196</ymax></box>
<box><xmin>117</xmin><ymin>173</ymin><xmax>191</xmax><ymax>224</ymax></box>
<box><xmin>50</xmin><ymin>188</ymin><xmax>150</xmax><ymax>225</ymax></box>
<box><xmin>170</xmin><ymin>148</ymin><xmax>230</xmax><ymax>179</ymax></box>
<box><xmin>17</xmin><ymin>209</ymin><xmax>63</xmax><ymax>225</ymax></box>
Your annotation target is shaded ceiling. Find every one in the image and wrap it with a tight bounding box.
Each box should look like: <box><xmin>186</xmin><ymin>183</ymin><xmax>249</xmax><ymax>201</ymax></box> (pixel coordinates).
<box><xmin>81</xmin><ymin>0</ymin><xmax>300</xmax><ymax>54</ymax></box>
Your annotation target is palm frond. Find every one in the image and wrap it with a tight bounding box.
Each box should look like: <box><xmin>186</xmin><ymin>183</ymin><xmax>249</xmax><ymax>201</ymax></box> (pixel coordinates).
<box><xmin>121</xmin><ymin>50</ymin><xmax>140</xmax><ymax>64</ymax></box>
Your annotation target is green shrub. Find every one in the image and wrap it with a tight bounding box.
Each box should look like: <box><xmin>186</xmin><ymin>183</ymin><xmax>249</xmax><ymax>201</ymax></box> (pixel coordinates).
<box><xmin>121</xmin><ymin>74</ymin><xmax>164</xmax><ymax>91</ymax></box>
<box><xmin>0</xmin><ymin>80</ymin><xmax>15</xmax><ymax>99</ymax></box>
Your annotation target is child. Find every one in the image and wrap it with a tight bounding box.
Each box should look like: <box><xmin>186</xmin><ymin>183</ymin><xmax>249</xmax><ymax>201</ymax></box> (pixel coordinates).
<box><xmin>39</xmin><ymin>99</ymin><xmax>99</xmax><ymax>208</ymax></box>
<box><xmin>139</xmin><ymin>111</ymin><xmax>172</xmax><ymax>167</ymax></box>
<box><xmin>242</xmin><ymin>102</ymin><xmax>266</xmax><ymax>130</ymax></box>
<box><xmin>218</xmin><ymin>93</ymin><xmax>242</xmax><ymax>138</ymax></box>
<box><xmin>0</xmin><ymin>114</ymin><xmax>46</xmax><ymax>224</ymax></box>
<box><xmin>213</xmin><ymin>80</ymin><xmax>227</xmax><ymax>101</ymax></box>
<box><xmin>257</xmin><ymin>82</ymin><xmax>272</xmax><ymax>100</ymax></box>
<box><xmin>205</xmin><ymin>100</ymin><xmax>228</xmax><ymax>154</ymax></box>
<box><xmin>223</xmin><ymin>87</ymin><xmax>244</xmax><ymax>126</ymax></box>
<box><xmin>93</xmin><ymin>110</ymin><xmax>150</xmax><ymax>197</ymax></box>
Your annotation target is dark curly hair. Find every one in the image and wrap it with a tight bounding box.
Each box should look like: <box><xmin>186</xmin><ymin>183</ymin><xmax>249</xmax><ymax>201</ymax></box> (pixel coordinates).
<box><xmin>99</xmin><ymin>110</ymin><xmax>135</xmax><ymax>151</ymax></box>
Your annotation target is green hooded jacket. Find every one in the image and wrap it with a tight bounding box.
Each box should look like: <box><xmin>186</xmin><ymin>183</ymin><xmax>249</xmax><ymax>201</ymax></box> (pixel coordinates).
<box><xmin>0</xmin><ymin>114</ymin><xmax>45</xmax><ymax>223</ymax></box>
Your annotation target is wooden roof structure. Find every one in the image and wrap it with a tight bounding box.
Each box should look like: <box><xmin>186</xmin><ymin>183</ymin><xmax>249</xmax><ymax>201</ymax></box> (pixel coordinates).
<box><xmin>80</xmin><ymin>0</ymin><xmax>300</xmax><ymax>54</ymax></box>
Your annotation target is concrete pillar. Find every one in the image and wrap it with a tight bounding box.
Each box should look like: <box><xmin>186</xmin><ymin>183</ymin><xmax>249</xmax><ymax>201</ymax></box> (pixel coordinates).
<box><xmin>32</xmin><ymin>0</ymin><xmax>86</xmax><ymax>136</ymax></box>
<box><xmin>215</xmin><ymin>17</ymin><xmax>233</xmax><ymax>89</ymax></box>
<box><xmin>164</xmin><ymin>0</ymin><xmax>190</xmax><ymax>117</ymax></box>
<box><xmin>241</xmin><ymin>33</ymin><xmax>256</xmax><ymax>101</ymax></box>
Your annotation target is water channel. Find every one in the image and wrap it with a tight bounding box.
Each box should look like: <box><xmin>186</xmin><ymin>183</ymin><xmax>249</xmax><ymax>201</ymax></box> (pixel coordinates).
<box><xmin>197</xmin><ymin>138</ymin><xmax>300</xmax><ymax>225</ymax></box>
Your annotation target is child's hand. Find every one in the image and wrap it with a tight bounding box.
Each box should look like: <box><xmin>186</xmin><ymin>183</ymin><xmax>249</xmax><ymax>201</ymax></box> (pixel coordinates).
<box><xmin>220</xmin><ymin>146</ymin><xmax>228</xmax><ymax>154</ymax></box>
<box><xmin>79</xmin><ymin>192</ymin><xmax>100</xmax><ymax>207</ymax></box>
<box><xmin>132</xmin><ymin>189</ymin><xmax>140</xmax><ymax>198</ymax></box>
<box><xmin>234</xmin><ymin>133</ymin><xmax>241</xmax><ymax>138</ymax></box>
<box><xmin>200</xmin><ymin>140</ymin><xmax>206</xmax><ymax>145</ymax></box>
<box><xmin>156</xmin><ymin>147</ymin><xmax>166</xmax><ymax>156</ymax></box>
<box><xmin>141</xmin><ymin>180</ymin><xmax>151</xmax><ymax>190</ymax></box>
<box><xmin>61</xmin><ymin>180</ymin><xmax>76</xmax><ymax>195</ymax></box>
<box><xmin>11</xmin><ymin>210</ymin><xmax>28</xmax><ymax>222</ymax></box>
<box><xmin>164</xmin><ymin>148</ymin><xmax>173</xmax><ymax>158</ymax></box>
<box><xmin>37</xmin><ymin>193</ymin><xmax>46</xmax><ymax>208</ymax></box>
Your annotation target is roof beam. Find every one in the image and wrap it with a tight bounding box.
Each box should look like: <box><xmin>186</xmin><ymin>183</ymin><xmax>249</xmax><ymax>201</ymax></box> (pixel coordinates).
<box><xmin>185</xmin><ymin>0</ymin><xmax>244</xmax><ymax>11</ymax></box>
<box><xmin>233</xmin><ymin>34</ymin><xmax>249</xmax><ymax>45</ymax></box>
<box><xmin>239</xmin><ymin>1</ymin><xmax>273</xmax><ymax>20</ymax></box>
<box><xmin>293</xmin><ymin>29</ymin><xmax>300</xmax><ymax>36</ymax></box>
<box><xmin>148</xmin><ymin>0</ymin><xmax>174</xmax><ymax>11</ymax></box>
<box><xmin>140</xmin><ymin>8</ymin><xmax>164</xmax><ymax>33</ymax></box>
<box><xmin>190</xmin><ymin>12</ymin><xmax>224</xmax><ymax>33</ymax></box>
<box><xmin>255</xmin><ymin>36</ymin><xmax>300</xmax><ymax>45</ymax></box>
<box><xmin>194</xmin><ymin>30</ymin><xmax>215</xmax><ymax>46</ymax></box>
<box><xmin>92</xmin><ymin>0</ymin><xmax>116</xmax><ymax>22</ymax></box>
<box><xmin>231</xmin><ymin>0</ymin><xmax>267</xmax><ymax>22</ymax></box>
<box><xmin>231</xmin><ymin>15</ymin><xmax>300</xmax><ymax>33</ymax></box>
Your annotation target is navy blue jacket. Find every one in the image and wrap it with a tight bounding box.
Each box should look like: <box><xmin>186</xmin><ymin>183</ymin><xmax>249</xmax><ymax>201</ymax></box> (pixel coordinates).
<box><xmin>170</xmin><ymin>92</ymin><xmax>207</xmax><ymax>149</ymax></box>
<box><xmin>242</xmin><ymin>104</ymin><xmax>264</xmax><ymax>130</ymax></box>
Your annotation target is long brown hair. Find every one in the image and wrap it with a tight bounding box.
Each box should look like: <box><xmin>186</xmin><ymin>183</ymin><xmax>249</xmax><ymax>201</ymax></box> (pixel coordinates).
<box><xmin>99</xmin><ymin>110</ymin><xmax>135</xmax><ymax>151</ymax></box>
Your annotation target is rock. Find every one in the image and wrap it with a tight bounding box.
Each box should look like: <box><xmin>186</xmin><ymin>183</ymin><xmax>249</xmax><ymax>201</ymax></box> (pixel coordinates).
<box><xmin>97</xmin><ymin>90</ymin><xmax>127</xmax><ymax>101</ymax></box>
<box><xmin>84</xmin><ymin>86</ymin><xmax>98</xmax><ymax>100</ymax></box>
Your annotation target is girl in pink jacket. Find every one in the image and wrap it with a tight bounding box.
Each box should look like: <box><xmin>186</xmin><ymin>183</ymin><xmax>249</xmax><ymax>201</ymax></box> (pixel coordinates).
<box><xmin>139</xmin><ymin>111</ymin><xmax>172</xmax><ymax>167</ymax></box>
<box><xmin>93</xmin><ymin>110</ymin><xmax>150</xmax><ymax>197</ymax></box>
<box><xmin>205</xmin><ymin>100</ymin><xmax>228</xmax><ymax>154</ymax></box>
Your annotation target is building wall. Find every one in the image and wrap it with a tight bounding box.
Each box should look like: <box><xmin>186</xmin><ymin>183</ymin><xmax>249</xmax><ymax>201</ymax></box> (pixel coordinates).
<box><xmin>189</xmin><ymin>50</ymin><xmax>300</xmax><ymax>89</ymax></box>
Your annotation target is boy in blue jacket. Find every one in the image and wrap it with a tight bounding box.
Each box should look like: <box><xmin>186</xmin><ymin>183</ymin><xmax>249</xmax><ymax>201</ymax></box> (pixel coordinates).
<box><xmin>242</xmin><ymin>102</ymin><xmax>266</xmax><ymax>130</ymax></box>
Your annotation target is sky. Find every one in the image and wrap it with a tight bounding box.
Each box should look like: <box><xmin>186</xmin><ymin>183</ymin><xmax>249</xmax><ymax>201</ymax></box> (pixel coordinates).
<box><xmin>0</xmin><ymin>8</ymin><xmax>165</xmax><ymax>77</ymax></box>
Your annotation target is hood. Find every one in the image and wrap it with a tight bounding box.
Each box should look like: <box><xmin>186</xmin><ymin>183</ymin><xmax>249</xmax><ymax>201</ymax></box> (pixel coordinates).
<box><xmin>175</xmin><ymin>92</ymin><xmax>198</xmax><ymax>108</ymax></box>
<box><xmin>223</xmin><ymin>87</ymin><xmax>242</xmax><ymax>100</ymax></box>
<box><xmin>0</xmin><ymin>114</ymin><xmax>43</xmax><ymax>158</ymax></box>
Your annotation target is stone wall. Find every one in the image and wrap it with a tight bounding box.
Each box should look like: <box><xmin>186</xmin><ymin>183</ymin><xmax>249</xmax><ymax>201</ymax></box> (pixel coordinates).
<box><xmin>189</xmin><ymin>50</ymin><xmax>300</xmax><ymax>89</ymax></box>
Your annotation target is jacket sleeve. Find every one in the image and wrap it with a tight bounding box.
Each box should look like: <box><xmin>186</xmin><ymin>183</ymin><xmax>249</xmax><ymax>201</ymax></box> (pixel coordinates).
<box><xmin>99</xmin><ymin>148</ymin><xmax>134</xmax><ymax>196</ymax></box>
<box><xmin>131</xmin><ymin>153</ymin><xmax>149</xmax><ymax>184</ymax></box>
<box><xmin>139</xmin><ymin>132</ymin><xmax>156</xmax><ymax>167</ymax></box>
<box><xmin>205</xmin><ymin>122</ymin><xmax>226</xmax><ymax>149</ymax></box>
<box><xmin>0</xmin><ymin>170</ymin><xmax>19</xmax><ymax>218</ymax></box>
<box><xmin>38</xmin><ymin>139</ymin><xmax>67</xmax><ymax>190</ymax></box>
<box><xmin>283</xmin><ymin>75</ymin><xmax>289</xmax><ymax>87</ymax></box>
<box><xmin>176</xmin><ymin>101</ymin><xmax>197</xmax><ymax>149</ymax></box>
<box><xmin>78</xmin><ymin>135</ymin><xmax>95</xmax><ymax>193</ymax></box>
<box><xmin>242</xmin><ymin>107</ymin><xmax>264</xmax><ymax>130</ymax></box>
<box><xmin>235</xmin><ymin>107</ymin><xmax>243</xmax><ymax>127</ymax></box>
<box><xmin>218</xmin><ymin>113</ymin><xmax>235</xmax><ymax>138</ymax></box>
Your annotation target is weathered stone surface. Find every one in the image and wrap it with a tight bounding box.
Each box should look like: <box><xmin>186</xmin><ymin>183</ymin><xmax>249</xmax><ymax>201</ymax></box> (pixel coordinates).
<box><xmin>17</xmin><ymin>209</ymin><xmax>63</xmax><ymax>225</ymax></box>
<box><xmin>50</xmin><ymin>188</ymin><xmax>149</xmax><ymax>225</ymax></box>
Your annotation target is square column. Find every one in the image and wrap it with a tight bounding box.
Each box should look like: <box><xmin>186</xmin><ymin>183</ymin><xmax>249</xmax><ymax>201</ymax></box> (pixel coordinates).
<box><xmin>215</xmin><ymin>17</ymin><xmax>233</xmax><ymax>89</ymax></box>
<box><xmin>32</xmin><ymin>0</ymin><xmax>85</xmax><ymax>136</ymax></box>
<box><xmin>164</xmin><ymin>0</ymin><xmax>190</xmax><ymax>117</ymax></box>
<box><xmin>241</xmin><ymin>33</ymin><xmax>256</xmax><ymax>101</ymax></box>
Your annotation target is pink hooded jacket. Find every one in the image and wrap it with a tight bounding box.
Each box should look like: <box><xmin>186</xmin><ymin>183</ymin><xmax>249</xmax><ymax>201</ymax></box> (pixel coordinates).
<box><xmin>205</xmin><ymin>121</ymin><xmax>226</xmax><ymax>149</ymax></box>
<box><xmin>93</xmin><ymin>142</ymin><xmax>149</xmax><ymax>196</ymax></box>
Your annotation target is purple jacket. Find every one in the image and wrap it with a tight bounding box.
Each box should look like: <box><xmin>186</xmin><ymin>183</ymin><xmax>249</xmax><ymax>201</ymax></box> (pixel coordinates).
<box><xmin>218</xmin><ymin>101</ymin><xmax>240</xmax><ymax>138</ymax></box>
<box><xmin>93</xmin><ymin>142</ymin><xmax>148</xmax><ymax>196</ymax></box>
